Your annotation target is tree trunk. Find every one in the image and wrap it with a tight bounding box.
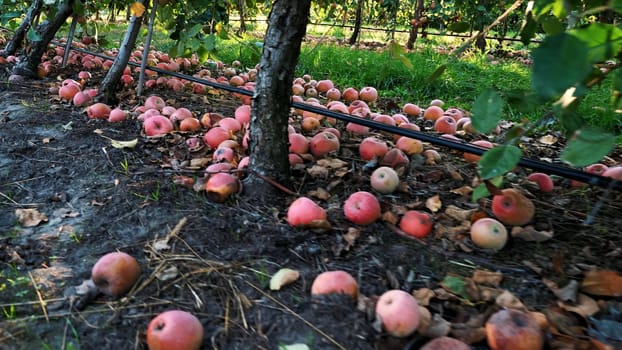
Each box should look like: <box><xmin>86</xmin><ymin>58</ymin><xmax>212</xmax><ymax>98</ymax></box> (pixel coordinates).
<box><xmin>108</xmin><ymin>2</ymin><xmax>117</xmax><ymax>23</ymax></box>
<box><xmin>4</xmin><ymin>0</ymin><xmax>44</xmax><ymax>56</ymax></box>
<box><xmin>237</xmin><ymin>0</ymin><xmax>246</xmax><ymax>35</ymax></box>
<box><xmin>12</xmin><ymin>0</ymin><xmax>73</xmax><ymax>78</ymax></box>
<box><xmin>98</xmin><ymin>0</ymin><xmax>146</xmax><ymax>104</ymax></box>
<box><xmin>348</xmin><ymin>0</ymin><xmax>363</xmax><ymax>45</ymax></box>
<box><xmin>406</xmin><ymin>0</ymin><xmax>424</xmax><ymax>50</ymax></box>
<box><xmin>244</xmin><ymin>0</ymin><xmax>311</xmax><ymax>202</ymax></box>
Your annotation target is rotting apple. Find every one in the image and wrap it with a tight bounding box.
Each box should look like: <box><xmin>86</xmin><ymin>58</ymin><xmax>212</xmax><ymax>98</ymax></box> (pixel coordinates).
<box><xmin>309</xmin><ymin>131</ymin><xmax>340</xmax><ymax>158</ymax></box>
<box><xmin>146</xmin><ymin>310</ymin><xmax>204</xmax><ymax>350</ymax></box>
<box><xmin>288</xmin><ymin>133</ymin><xmax>310</xmax><ymax>154</ymax></box>
<box><xmin>420</xmin><ymin>336</ymin><xmax>470</xmax><ymax>350</ymax></box>
<box><xmin>179</xmin><ymin>117</ymin><xmax>201</xmax><ymax>132</ymax></box>
<box><xmin>526</xmin><ymin>173</ymin><xmax>554</xmax><ymax>192</ymax></box>
<box><xmin>375</xmin><ymin>289</ymin><xmax>420</xmax><ymax>338</ymax></box>
<box><xmin>485</xmin><ymin>308</ymin><xmax>543</xmax><ymax>350</ymax></box>
<box><xmin>380</xmin><ymin>148</ymin><xmax>410</xmax><ymax>169</ymax></box>
<box><xmin>87</xmin><ymin>103</ymin><xmax>112</xmax><ymax>120</ymax></box>
<box><xmin>434</xmin><ymin>115</ymin><xmax>457</xmax><ymax>134</ymax></box>
<box><xmin>359</xmin><ymin>136</ymin><xmax>389</xmax><ymax>161</ymax></box>
<box><xmin>144</xmin><ymin>115</ymin><xmax>174</xmax><ymax>136</ymax></box>
<box><xmin>402</xmin><ymin>103</ymin><xmax>421</xmax><ymax>117</ymax></box>
<box><xmin>359</xmin><ymin>86</ymin><xmax>378</xmax><ymax>103</ymax></box>
<box><xmin>343</xmin><ymin>191</ymin><xmax>381</xmax><ymax>225</ymax></box>
<box><xmin>423</xmin><ymin>105</ymin><xmax>444</xmax><ymax>121</ymax></box>
<box><xmin>491</xmin><ymin>188</ymin><xmax>535</xmax><ymax>226</ymax></box>
<box><xmin>399</xmin><ymin>210</ymin><xmax>434</xmax><ymax>239</ymax></box>
<box><xmin>371</xmin><ymin>166</ymin><xmax>400</xmax><ymax>194</ymax></box>
<box><xmin>463</xmin><ymin>140</ymin><xmax>493</xmax><ymax>163</ymax></box>
<box><xmin>91</xmin><ymin>251</ymin><xmax>141</xmax><ymax>297</ymax></box>
<box><xmin>470</xmin><ymin>217</ymin><xmax>508</xmax><ymax>250</ymax></box>
<box><xmin>286</xmin><ymin>197</ymin><xmax>328</xmax><ymax>228</ymax></box>
<box><xmin>205</xmin><ymin>173</ymin><xmax>241</xmax><ymax>203</ymax></box>
<box><xmin>396</xmin><ymin>137</ymin><xmax>424</xmax><ymax>155</ymax></box>
<box><xmin>311</xmin><ymin>270</ymin><xmax>358</xmax><ymax>299</ymax></box>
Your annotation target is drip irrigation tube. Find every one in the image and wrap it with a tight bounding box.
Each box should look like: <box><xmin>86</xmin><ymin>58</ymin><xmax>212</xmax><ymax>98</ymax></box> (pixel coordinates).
<box><xmin>51</xmin><ymin>42</ymin><xmax>622</xmax><ymax>191</ymax></box>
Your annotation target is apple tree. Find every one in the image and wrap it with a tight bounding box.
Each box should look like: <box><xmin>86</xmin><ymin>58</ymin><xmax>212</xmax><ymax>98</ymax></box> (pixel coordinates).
<box><xmin>244</xmin><ymin>0</ymin><xmax>312</xmax><ymax>201</ymax></box>
<box><xmin>1</xmin><ymin>0</ymin><xmax>43</xmax><ymax>56</ymax></box>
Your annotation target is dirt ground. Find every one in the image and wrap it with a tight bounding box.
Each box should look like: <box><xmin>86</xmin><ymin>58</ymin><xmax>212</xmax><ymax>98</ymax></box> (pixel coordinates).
<box><xmin>1</xmin><ymin>53</ymin><xmax>622</xmax><ymax>350</ymax></box>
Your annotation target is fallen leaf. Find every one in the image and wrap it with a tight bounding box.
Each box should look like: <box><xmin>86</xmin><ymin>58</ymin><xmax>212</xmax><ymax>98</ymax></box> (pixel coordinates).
<box><xmin>539</xmin><ymin>134</ymin><xmax>558</xmax><ymax>145</ymax></box>
<box><xmin>444</xmin><ymin>205</ymin><xmax>478</xmax><ymax>222</ymax></box>
<box><xmin>416</xmin><ymin>306</ymin><xmax>432</xmax><ymax>333</ymax></box>
<box><xmin>190</xmin><ymin>157</ymin><xmax>211</xmax><ymax>168</ymax></box>
<box><xmin>279</xmin><ymin>345</ymin><xmax>309</xmax><ymax>350</ymax></box>
<box><xmin>559</xmin><ymin>293</ymin><xmax>599</xmax><ymax>318</ymax></box>
<box><xmin>306</xmin><ymin>165</ymin><xmax>329</xmax><ymax>178</ymax></box>
<box><xmin>425</xmin><ymin>194</ymin><xmax>442</xmax><ymax>212</ymax></box>
<box><xmin>511</xmin><ymin>225</ymin><xmax>554</xmax><ymax>242</ymax></box>
<box><xmin>450</xmin><ymin>185</ymin><xmax>473</xmax><ymax>196</ymax></box>
<box><xmin>342</xmin><ymin>227</ymin><xmax>361</xmax><ymax>250</ymax></box>
<box><xmin>472</xmin><ymin>270</ymin><xmax>503</xmax><ymax>287</ymax></box>
<box><xmin>580</xmin><ymin>270</ymin><xmax>622</xmax><ymax>297</ymax></box>
<box><xmin>130</xmin><ymin>2</ymin><xmax>146</xmax><ymax>17</ymax></box>
<box><xmin>110</xmin><ymin>138</ymin><xmax>138</xmax><ymax>149</ymax></box>
<box><xmin>422</xmin><ymin>314</ymin><xmax>451</xmax><ymax>338</ymax></box>
<box><xmin>433</xmin><ymin>220</ymin><xmax>470</xmax><ymax>240</ymax></box>
<box><xmin>308</xmin><ymin>187</ymin><xmax>331</xmax><ymax>200</ymax></box>
<box><xmin>269</xmin><ymin>268</ymin><xmax>300</xmax><ymax>291</ymax></box>
<box><xmin>156</xmin><ymin>265</ymin><xmax>179</xmax><ymax>281</ymax></box>
<box><xmin>381</xmin><ymin>210</ymin><xmax>399</xmax><ymax>225</ymax></box>
<box><xmin>495</xmin><ymin>290</ymin><xmax>526</xmax><ymax>310</ymax></box>
<box><xmin>15</xmin><ymin>208</ymin><xmax>48</xmax><ymax>227</ymax></box>
<box><xmin>316</xmin><ymin>158</ymin><xmax>348</xmax><ymax>169</ymax></box>
<box><xmin>543</xmin><ymin>278</ymin><xmax>579</xmax><ymax>303</ymax></box>
<box><xmin>42</xmin><ymin>137</ymin><xmax>52</xmax><ymax>144</ymax></box>
<box><xmin>412</xmin><ymin>288</ymin><xmax>435</xmax><ymax>306</ymax></box>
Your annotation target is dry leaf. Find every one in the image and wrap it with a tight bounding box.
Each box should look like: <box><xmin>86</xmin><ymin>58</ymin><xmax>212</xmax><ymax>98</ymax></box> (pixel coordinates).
<box><xmin>425</xmin><ymin>194</ymin><xmax>442</xmax><ymax>212</ymax></box>
<box><xmin>269</xmin><ymin>268</ymin><xmax>300</xmax><ymax>291</ymax></box>
<box><xmin>342</xmin><ymin>227</ymin><xmax>361</xmax><ymax>250</ymax></box>
<box><xmin>450</xmin><ymin>325</ymin><xmax>487</xmax><ymax>345</ymax></box>
<box><xmin>316</xmin><ymin>158</ymin><xmax>348</xmax><ymax>169</ymax></box>
<box><xmin>444</xmin><ymin>205</ymin><xmax>478</xmax><ymax>222</ymax></box>
<box><xmin>472</xmin><ymin>270</ymin><xmax>503</xmax><ymax>287</ymax></box>
<box><xmin>433</xmin><ymin>221</ymin><xmax>470</xmax><ymax>240</ymax></box>
<box><xmin>495</xmin><ymin>290</ymin><xmax>526</xmax><ymax>310</ymax></box>
<box><xmin>130</xmin><ymin>2</ymin><xmax>146</xmax><ymax>17</ymax></box>
<box><xmin>42</xmin><ymin>137</ymin><xmax>52</xmax><ymax>144</ymax></box>
<box><xmin>308</xmin><ymin>187</ymin><xmax>331</xmax><ymax>200</ymax></box>
<box><xmin>580</xmin><ymin>270</ymin><xmax>622</xmax><ymax>297</ymax></box>
<box><xmin>511</xmin><ymin>225</ymin><xmax>554</xmax><ymax>242</ymax></box>
<box><xmin>190</xmin><ymin>157</ymin><xmax>211</xmax><ymax>168</ymax></box>
<box><xmin>306</xmin><ymin>165</ymin><xmax>329</xmax><ymax>178</ymax></box>
<box><xmin>416</xmin><ymin>306</ymin><xmax>431</xmax><ymax>333</ymax></box>
<box><xmin>558</xmin><ymin>293</ymin><xmax>599</xmax><ymax>317</ymax></box>
<box><xmin>450</xmin><ymin>185</ymin><xmax>473</xmax><ymax>196</ymax></box>
<box><xmin>156</xmin><ymin>265</ymin><xmax>179</xmax><ymax>281</ymax></box>
<box><xmin>15</xmin><ymin>208</ymin><xmax>48</xmax><ymax>227</ymax></box>
<box><xmin>412</xmin><ymin>288</ymin><xmax>435</xmax><ymax>306</ymax></box>
<box><xmin>381</xmin><ymin>210</ymin><xmax>399</xmax><ymax>225</ymax></box>
<box><xmin>110</xmin><ymin>138</ymin><xmax>138</xmax><ymax>149</ymax></box>
<box><xmin>543</xmin><ymin>278</ymin><xmax>579</xmax><ymax>303</ymax></box>
<box><xmin>539</xmin><ymin>134</ymin><xmax>558</xmax><ymax>145</ymax></box>
<box><xmin>422</xmin><ymin>314</ymin><xmax>451</xmax><ymax>338</ymax></box>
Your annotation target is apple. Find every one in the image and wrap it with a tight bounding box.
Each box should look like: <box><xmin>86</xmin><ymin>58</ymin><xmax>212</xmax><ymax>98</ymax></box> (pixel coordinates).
<box><xmin>87</xmin><ymin>103</ymin><xmax>112</xmax><ymax>120</ymax></box>
<box><xmin>326</xmin><ymin>87</ymin><xmax>341</xmax><ymax>100</ymax></box>
<box><xmin>286</xmin><ymin>197</ymin><xmax>327</xmax><ymax>227</ymax></box>
<box><xmin>309</xmin><ymin>131</ymin><xmax>340</xmax><ymax>158</ymax></box>
<box><xmin>292</xmin><ymin>83</ymin><xmax>305</xmax><ymax>96</ymax></box>
<box><xmin>434</xmin><ymin>115</ymin><xmax>457</xmax><ymax>134</ymax></box>
<box><xmin>423</xmin><ymin>149</ymin><xmax>442</xmax><ymax>165</ymax></box>
<box><xmin>402</xmin><ymin>103</ymin><xmax>421</xmax><ymax>117</ymax></box>
<box><xmin>420</xmin><ymin>336</ymin><xmax>470</xmax><ymax>350</ymax></box>
<box><xmin>359</xmin><ymin>137</ymin><xmax>389</xmax><ymax>161</ymax></box>
<box><xmin>108</xmin><ymin>108</ymin><xmax>128</xmax><ymax>123</ymax></box>
<box><xmin>146</xmin><ymin>310</ymin><xmax>204</xmax><ymax>350</ymax></box>
<box><xmin>463</xmin><ymin>140</ymin><xmax>493</xmax><ymax>163</ymax></box>
<box><xmin>212</xmin><ymin>146</ymin><xmax>236</xmax><ymax>163</ymax></box>
<box><xmin>380</xmin><ymin>148</ymin><xmax>410</xmax><ymax>169</ymax></box>
<box><xmin>169</xmin><ymin>107</ymin><xmax>193</xmax><ymax>122</ymax></box>
<box><xmin>359</xmin><ymin>86</ymin><xmax>378</xmax><ymax>103</ymax></box>
<box><xmin>342</xmin><ymin>87</ymin><xmax>359</xmax><ymax>102</ymax></box>
<box><xmin>375</xmin><ymin>289</ymin><xmax>420</xmax><ymax>338</ymax></box>
<box><xmin>144</xmin><ymin>115</ymin><xmax>174</xmax><ymax>136</ymax></box>
<box><xmin>288</xmin><ymin>133</ymin><xmax>309</xmax><ymax>154</ymax></box>
<box><xmin>526</xmin><ymin>173</ymin><xmax>554</xmax><ymax>192</ymax></box>
<box><xmin>234</xmin><ymin>104</ymin><xmax>251</xmax><ymax>125</ymax></box>
<box><xmin>371</xmin><ymin>166</ymin><xmax>400</xmax><ymax>194</ymax></box>
<box><xmin>603</xmin><ymin>165</ymin><xmax>622</xmax><ymax>180</ymax></box>
<box><xmin>396</xmin><ymin>137</ymin><xmax>424</xmax><ymax>155</ymax></box>
<box><xmin>470</xmin><ymin>217</ymin><xmax>508</xmax><ymax>250</ymax></box>
<box><xmin>311</xmin><ymin>270</ymin><xmax>358</xmax><ymax>299</ymax></box>
<box><xmin>72</xmin><ymin>91</ymin><xmax>92</xmax><ymax>107</ymax></box>
<box><xmin>205</xmin><ymin>173</ymin><xmax>240</xmax><ymax>203</ymax></box>
<box><xmin>217</xmin><ymin>117</ymin><xmax>242</xmax><ymax>133</ymax></box>
<box><xmin>91</xmin><ymin>252</ymin><xmax>141</xmax><ymax>297</ymax></box>
<box><xmin>430</xmin><ymin>99</ymin><xmax>444</xmax><ymax>107</ymax></box>
<box><xmin>572</xmin><ymin>163</ymin><xmax>609</xmax><ymax>187</ymax></box>
<box><xmin>423</xmin><ymin>105</ymin><xmax>444</xmax><ymax>121</ymax></box>
<box><xmin>316</xmin><ymin>79</ymin><xmax>334</xmax><ymax>93</ymax></box>
<box><xmin>393</xmin><ymin>122</ymin><xmax>421</xmax><ymax>141</ymax></box>
<box><xmin>491</xmin><ymin>189</ymin><xmax>535</xmax><ymax>226</ymax></box>
<box><xmin>301</xmin><ymin>117</ymin><xmax>321</xmax><ymax>132</ymax></box>
<box><xmin>372</xmin><ymin>114</ymin><xmax>396</xmax><ymax>126</ymax></box>
<box><xmin>343</xmin><ymin>191</ymin><xmax>381</xmax><ymax>225</ymax></box>
<box><xmin>205</xmin><ymin>162</ymin><xmax>233</xmax><ymax>176</ymax></box>
<box><xmin>346</xmin><ymin>122</ymin><xmax>370</xmax><ymax>135</ymax></box>
<box><xmin>144</xmin><ymin>95</ymin><xmax>166</xmax><ymax>111</ymax></box>
<box><xmin>203</xmin><ymin>126</ymin><xmax>231</xmax><ymax>149</ymax></box>
<box><xmin>486</xmin><ymin>309</ymin><xmax>543</xmax><ymax>350</ymax></box>
<box><xmin>444</xmin><ymin>107</ymin><xmax>464</xmax><ymax>121</ymax></box>
<box><xmin>400</xmin><ymin>211</ymin><xmax>434</xmax><ymax>239</ymax></box>
<box><xmin>179</xmin><ymin>117</ymin><xmax>201</xmax><ymax>132</ymax></box>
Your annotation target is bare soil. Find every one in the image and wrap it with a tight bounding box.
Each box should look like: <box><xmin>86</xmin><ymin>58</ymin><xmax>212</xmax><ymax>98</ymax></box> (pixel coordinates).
<box><xmin>1</xmin><ymin>57</ymin><xmax>622</xmax><ymax>350</ymax></box>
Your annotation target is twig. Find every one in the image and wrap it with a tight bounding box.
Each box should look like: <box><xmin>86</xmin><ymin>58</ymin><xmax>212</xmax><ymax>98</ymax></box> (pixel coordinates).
<box><xmin>28</xmin><ymin>271</ymin><xmax>49</xmax><ymax>322</ymax></box>
<box><xmin>244</xmin><ymin>280</ymin><xmax>347</xmax><ymax>350</ymax></box>
<box><xmin>248</xmin><ymin>169</ymin><xmax>298</xmax><ymax>196</ymax></box>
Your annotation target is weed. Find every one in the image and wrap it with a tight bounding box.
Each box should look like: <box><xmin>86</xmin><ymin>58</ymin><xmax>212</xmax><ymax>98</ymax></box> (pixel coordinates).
<box><xmin>119</xmin><ymin>155</ymin><xmax>130</xmax><ymax>175</ymax></box>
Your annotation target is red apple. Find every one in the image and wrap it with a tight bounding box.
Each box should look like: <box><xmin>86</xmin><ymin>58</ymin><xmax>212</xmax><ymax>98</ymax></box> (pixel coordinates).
<box><xmin>108</xmin><ymin>108</ymin><xmax>128</xmax><ymax>123</ymax></box>
<box><xmin>203</xmin><ymin>126</ymin><xmax>231</xmax><ymax>149</ymax></box>
<box><xmin>464</xmin><ymin>140</ymin><xmax>493</xmax><ymax>163</ymax></box>
<box><xmin>444</xmin><ymin>107</ymin><xmax>464</xmax><ymax>121</ymax></box>
<box><xmin>375</xmin><ymin>289</ymin><xmax>420</xmax><ymax>338</ymax></box>
<box><xmin>470</xmin><ymin>217</ymin><xmax>508</xmax><ymax>250</ymax></box>
<box><xmin>399</xmin><ymin>211</ymin><xmax>434</xmax><ymax>239</ymax></box>
<box><xmin>486</xmin><ymin>309</ymin><xmax>543</xmax><ymax>350</ymax></box>
<box><xmin>359</xmin><ymin>136</ymin><xmax>389</xmax><ymax>161</ymax></box>
<box><xmin>371</xmin><ymin>166</ymin><xmax>400</xmax><ymax>194</ymax></box>
<box><xmin>342</xmin><ymin>87</ymin><xmax>359</xmax><ymax>102</ymax></box>
<box><xmin>423</xmin><ymin>105</ymin><xmax>444</xmax><ymax>121</ymax></box>
<box><xmin>310</xmin><ymin>131</ymin><xmax>340</xmax><ymax>158</ymax></box>
<box><xmin>144</xmin><ymin>115</ymin><xmax>174</xmax><ymax>136</ymax></box>
<box><xmin>205</xmin><ymin>173</ymin><xmax>241</xmax><ymax>203</ymax></box>
<box><xmin>286</xmin><ymin>197</ymin><xmax>327</xmax><ymax>228</ymax></box>
<box><xmin>603</xmin><ymin>165</ymin><xmax>622</xmax><ymax>180</ymax></box>
<box><xmin>288</xmin><ymin>133</ymin><xmax>309</xmax><ymax>154</ymax></box>
<box><xmin>144</xmin><ymin>95</ymin><xmax>166</xmax><ymax>111</ymax></box>
<box><xmin>402</xmin><ymin>103</ymin><xmax>421</xmax><ymax>117</ymax></box>
<box><xmin>526</xmin><ymin>173</ymin><xmax>554</xmax><ymax>192</ymax></box>
<box><xmin>359</xmin><ymin>86</ymin><xmax>378</xmax><ymax>103</ymax></box>
<box><xmin>420</xmin><ymin>336</ymin><xmax>470</xmax><ymax>350</ymax></box>
<box><xmin>491</xmin><ymin>189</ymin><xmax>535</xmax><ymax>226</ymax></box>
<box><xmin>316</xmin><ymin>79</ymin><xmax>334</xmax><ymax>93</ymax></box>
<box><xmin>434</xmin><ymin>115</ymin><xmax>457</xmax><ymax>134</ymax></box>
<box><xmin>380</xmin><ymin>148</ymin><xmax>410</xmax><ymax>169</ymax></box>
<box><xmin>343</xmin><ymin>191</ymin><xmax>381</xmax><ymax>225</ymax></box>
<box><xmin>91</xmin><ymin>252</ymin><xmax>141</xmax><ymax>297</ymax></box>
<box><xmin>146</xmin><ymin>310</ymin><xmax>204</xmax><ymax>350</ymax></box>
<box><xmin>311</xmin><ymin>270</ymin><xmax>358</xmax><ymax>299</ymax></box>
<box><xmin>234</xmin><ymin>104</ymin><xmax>251</xmax><ymax>125</ymax></box>
<box><xmin>87</xmin><ymin>103</ymin><xmax>112</xmax><ymax>120</ymax></box>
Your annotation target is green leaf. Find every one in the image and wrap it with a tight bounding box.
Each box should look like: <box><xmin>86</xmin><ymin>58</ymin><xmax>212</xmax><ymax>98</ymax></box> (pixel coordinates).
<box><xmin>519</xmin><ymin>11</ymin><xmax>538</xmax><ymax>45</ymax></box>
<box><xmin>569</xmin><ymin>23</ymin><xmax>622</xmax><ymax>63</ymax></box>
<box><xmin>388</xmin><ymin>41</ymin><xmax>413</xmax><ymax>69</ymax></box>
<box><xmin>472</xmin><ymin>176</ymin><xmax>503</xmax><ymax>202</ymax></box>
<box><xmin>478</xmin><ymin>145</ymin><xmax>522</xmax><ymax>180</ymax></box>
<box><xmin>561</xmin><ymin>127</ymin><xmax>616</xmax><ymax>166</ymax></box>
<box><xmin>440</xmin><ymin>275</ymin><xmax>471</xmax><ymax>300</ymax></box>
<box><xmin>426</xmin><ymin>64</ymin><xmax>447</xmax><ymax>83</ymax></box>
<box><xmin>471</xmin><ymin>89</ymin><xmax>503</xmax><ymax>134</ymax></box>
<box><xmin>540</xmin><ymin>14</ymin><xmax>563</xmax><ymax>35</ymax></box>
<box><xmin>26</xmin><ymin>28</ymin><xmax>41</xmax><ymax>42</ymax></box>
<box><xmin>448</xmin><ymin>21</ymin><xmax>470</xmax><ymax>33</ymax></box>
<box><xmin>196</xmin><ymin>45</ymin><xmax>210</xmax><ymax>63</ymax></box>
<box><xmin>532</xmin><ymin>33</ymin><xmax>592</xmax><ymax>99</ymax></box>
<box><xmin>205</xmin><ymin>34</ymin><xmax>216</xmax><ymax>51</ymax></box>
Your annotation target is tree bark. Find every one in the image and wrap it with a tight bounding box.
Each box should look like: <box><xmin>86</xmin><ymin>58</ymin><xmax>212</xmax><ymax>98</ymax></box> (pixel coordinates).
<box><xmin>406</xmin><ymin>0</ymin><xmax>424</xmax><ymax>50</ymax></box>
<box><xmin>348</xmin><ymin>0</ymin><xmax>363</xmax><ymax>45</ymax></box>
<box><xmin>237</xmin><ymin>0</ymin><xmax>246</xmax><ymax>35</ymax></box>
<box><xmin>244</xmin><ymin>0</ymin><xmax>311</xmax><ymax>202</ymax></box>
<box><xmin>12</xmin><ymin>0</ymin><xmax>73</xmax><ymax>78</ymax></box>
<box><xmin>4</xmin><ymin>0</ymin><xmax>44</xmax><ymax>56</ymax></box>
<box><xmin>98</xmin><ymin>0</ymin><xmax>147</xmax><ymax>104</ymax></box>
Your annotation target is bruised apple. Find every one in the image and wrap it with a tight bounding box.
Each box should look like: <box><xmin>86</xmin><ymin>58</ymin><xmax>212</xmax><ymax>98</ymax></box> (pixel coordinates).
<box><xmin>491</xmin><ymin>189</ymin><xmax>535</xmax><ymax>226</ymax></box>
<box><xmin>146</xmin><ymin>310</ymin><xmax>204</xmax><ymax>350</ymax></box>
<box><xmin>205</xmin><ymin>173</ymin><xmax>240</xmax><ymax>203</ymax></box>
<box><xmin>470</xmin><ymin>217</ymin><xmax>508</xmax><ymax>250</ymax></box>
<box><xmin>286</xmin><ymin>197</ymin><xmax>327</xmax><ymax>228</ymax></box>
<box><xmin>344</xmin><ymin>191</ymin><xmax>381</xmax><ymax>225</ymax></box>
<box><xmin>311</xmin><ymin>270</ymin><xmax>358</xmax><ymax>299</ymax></box>
<box><xmin>144</xmin><ymin>115</ymin><xmax>174</xmax><ymax>136</ymax></box>
<box><xmin>526</xmin><ymin>173</ymin><xmax>554</xmax><ymax>192</ymax></box>
<box><xmin>399</xmin><ymin>210</ymin><xmax>434</xmax><ymax>239</ymax></box>
<box><xmin>375</xmin><ymin>289</ymin><xmax>420</xmax><ymax>338</ymax></box>
<box><xmin>359</xmin><ymin>136</ymin><xmax>388</xmax><ymax>161</ymax></box>
<box><xmin>310</xmin><ymin>131</ymin><xmax>340</xmax><ymax>158</ymax></box>
<box><xmin>371</xmin><ymin>166</ymin><xmax>400</xmax><ymax>194</ymax></box>
<box><xmin>91</xmin><ymin>252</ymin><xmax>141</xmax><ymax>297</ymax></box>
<box><xmin>485</xmin><ymin>308</ymin><xmax>543</xmax><ymax>350</ymax></box>
<box><xmin>420</xmin><ymin>336</ymin><xmax>470</xmax><ymax>350</ymax></box>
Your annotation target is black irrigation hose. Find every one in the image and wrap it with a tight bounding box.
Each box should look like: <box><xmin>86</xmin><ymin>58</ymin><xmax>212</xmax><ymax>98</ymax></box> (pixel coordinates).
<box><xmin>53</xmin><ymin>42</ymin><xmax>622</xmax><ymax>192</ymax></box>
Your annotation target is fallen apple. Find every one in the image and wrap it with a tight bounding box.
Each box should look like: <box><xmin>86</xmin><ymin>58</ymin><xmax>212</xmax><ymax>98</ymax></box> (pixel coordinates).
<box><xmin>146</xmin><ymin>310</ymin><xmax>204</xmax><ymax>350</ymax></box>
<box><xmin>491</xmin><ymin>188</ymin><xmax>535</xmax><ymax>226</ymax></box>
<box><xmin>286</xmin><ymin>197</ymin><xmax>327</xmax><ymax>228</ymax></box>
<box><xmin>144</xmin><ymin>115</ymin><xmax>174</xmax><ymax>136</ymax></box>
<box><xmin>485</xmin><ymin>308</ymin><xmax>543</xmax><ymax>350</ymax></box>
<box><xmin>526</xmin><ymin>173</ymin><xmax>554</xmax><ymax>192</ymax></box>
<box><xmin>371</xmin><ymin>166</ymin><xmax>400</xmax><ymax>194</ymax></box>
<box><xmin>91</xmin><ymin>251</ymin><xmax>141</xmax><ymax>297</ymax></box>
<box><xmin>343</xmin><ymin>191</ymin><xmax>381</xmax><ymax>225</ymax></box>
<box><xmin>399</xmin><ymin>210</ymin><xmax>434</xmax><ymax>239</ymax></box>
<box><xmin>205</xmin><ymin>173</ymin><xmax>241</xmax><ymax>203</ymax></box>
<box><xmin>375</xmin><ymin>289</ymin><xmax>420</xmax><ymax>337</ymax></box>
<box><xmin>470</xmin><ymin>217</ymin><xmax>508</xmax><ymax>250</ymax></box>
<box><xmin>311</xmin><ymin>270</ymin><xmax>358</xmax><ymax>299</ymax></box>
<box><xmin>420</xmin><ymin>336</ymin><xmax>470</xmax><ymax>350</ymax></box>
